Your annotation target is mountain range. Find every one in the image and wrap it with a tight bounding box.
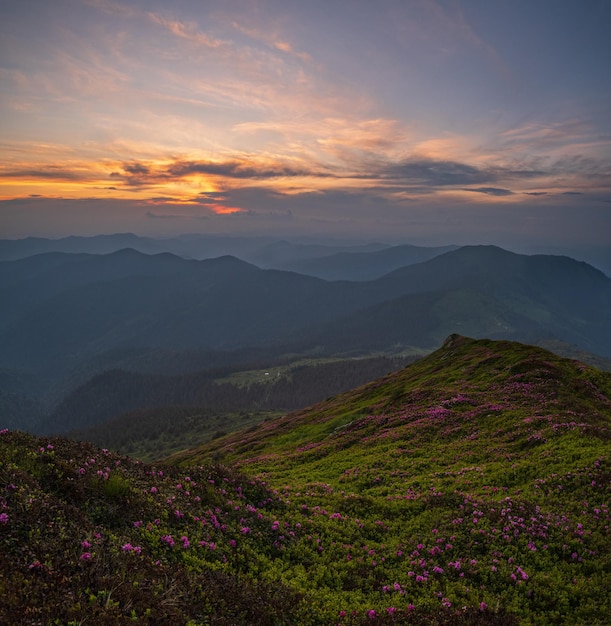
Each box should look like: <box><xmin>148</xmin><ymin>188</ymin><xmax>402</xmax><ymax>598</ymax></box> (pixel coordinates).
<box><xmin>1</xmin><ymin>233</ymin><xmax>610</xmax><ymax>277</ymax></box>
<box><xmin>1</xmin><ymin>243</ymin><xmax>611</xmax><ymax>434</ymax></box>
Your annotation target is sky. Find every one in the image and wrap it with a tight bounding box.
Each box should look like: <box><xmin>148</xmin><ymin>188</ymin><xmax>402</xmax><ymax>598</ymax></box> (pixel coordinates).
<box><xmin>1</xmin><ymin>0</ymin><xmax>610</xmax><ymax>248</ymax></box>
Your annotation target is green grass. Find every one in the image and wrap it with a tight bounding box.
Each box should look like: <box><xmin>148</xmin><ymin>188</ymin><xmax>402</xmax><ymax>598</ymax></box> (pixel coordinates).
<box><xmin>1</xmin><ymin>335</ymin><xmax>610</xmax><ymax>624</ymax></box>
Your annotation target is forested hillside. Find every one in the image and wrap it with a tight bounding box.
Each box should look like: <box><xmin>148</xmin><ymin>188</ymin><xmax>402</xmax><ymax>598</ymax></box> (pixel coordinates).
<box><xmin>62</xmin><ymin>356</ymin><xmax>416</xmax><ymax>459</ymax></box>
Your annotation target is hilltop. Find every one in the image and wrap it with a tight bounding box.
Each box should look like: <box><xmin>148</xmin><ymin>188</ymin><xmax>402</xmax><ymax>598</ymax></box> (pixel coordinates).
<box><xmin>1</xmin><ymin>336</ymin><xmax>609</xmax><ymax>624</ymax></box>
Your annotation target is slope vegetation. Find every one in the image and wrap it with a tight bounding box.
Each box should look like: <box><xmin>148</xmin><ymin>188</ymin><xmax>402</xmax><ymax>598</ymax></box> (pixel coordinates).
<box><xmin>2</xmin><ymin>337</ymin><xmax>609</xmax><ymax>624</ymax></box>
<box><xmin>172</xmin><ymin>336</ymin><xmax>611</xmax><ymax>623</ymax></box>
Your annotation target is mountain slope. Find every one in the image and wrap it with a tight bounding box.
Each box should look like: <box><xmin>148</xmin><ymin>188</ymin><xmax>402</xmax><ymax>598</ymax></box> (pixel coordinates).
<box><xmin>173</xmin><ymin>335</ymin><xmax>611</xmax><ymax>486</ymax></box>
<box><xmin>42</xmin><ymin>355</ymin><xmax>415</xmax><ymax>435</ymax></box>
<box><xmin>1</xmin><ymin>336</ymin><xmax>609</xmax><ymax>624</ymax></box>
<box><xmin>330</xmin><ymin>245</ymin><xmax>611</xmax><ymax>355</ymax></box>
<box><xmin>284</xmin><ymin>243</ymin><xmax>458</xmax><ymax>280</ymax></box>
<box><xmin>169</xmin><ymin>336</ymin><xmax>611</xmax><ymax>623</ymax></box>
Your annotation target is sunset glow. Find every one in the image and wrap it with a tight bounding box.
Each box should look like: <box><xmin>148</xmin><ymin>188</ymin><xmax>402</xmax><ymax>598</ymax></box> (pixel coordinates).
<box><xmin>1</xmin><ymin>0</ymin><xmax>609</xmax><ymax>244</ymax></box>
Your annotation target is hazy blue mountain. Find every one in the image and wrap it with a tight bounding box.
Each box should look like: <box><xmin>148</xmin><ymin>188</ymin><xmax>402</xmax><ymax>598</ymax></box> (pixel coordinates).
<box><xmin>0</xmin><ymin>233</ymin><xmax>165</xmax><ymax>260</ymax></box>
<box><xmin>317</xmin><ymin>245</ymin><xmax>611</xmax><ymax>356</ymax></box>
<box><xmin>0</xmin><ymin>249</ymin><xmax>192</xmax><ymax>328</ymax></box>
<box><xmin>2</xmin><ymin>246</ymin><xmax>610</xmax><ymax>374</ymax></box>
<box><xmin>282</xmin><ymin>243</ymin><xmax>458</xmax><ymax>280</ymax></box>
<box><xmin>2</xmin><ymin>245</ymin><xmax>611</xmax><ymax>432</ymax></box>
<box><xmin>0</xmin><ymin>233</ymin><xmax>387</xmax><ymax>267</ymax></box>
<box><xmin>239</xmin><ymin>239</ymin><xmax>389</xmax><ymax>269</ymax></box>
<box><xmin>3</xmin><ymin>234</ymin><xmax>608</xmax><ymax>277</ymax></box>
<box><xmin>512</xmin><ymin>243</ymin><xmax>611</xmax><ymax>277</ymax></box>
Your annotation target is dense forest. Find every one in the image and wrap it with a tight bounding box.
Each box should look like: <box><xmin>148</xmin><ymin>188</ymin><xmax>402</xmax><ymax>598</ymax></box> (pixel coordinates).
<box><xmin>63</xmin><ymin>356</ymin><xmax>418</xmax><ymax>459</ymax></box>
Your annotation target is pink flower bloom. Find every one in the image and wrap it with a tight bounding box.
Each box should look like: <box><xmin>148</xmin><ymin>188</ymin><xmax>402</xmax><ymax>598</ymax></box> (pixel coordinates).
<box><xmin>367</xmin><ymin>609</ymin><xmax>377</xmax><ymax>618</ymax></box>
<box><xmin>0</xmin><ymin>513</ymin><xmax>9</xmax><ymax>524</ymax></box>
<box><xmin>80</xmin><ymin>552</ymin><xmax>92</xmax><ymax>560</ymax></box>
<box><xmin>81</xmin><ymin>540</ymin><xmax>91</xmax><ymax>548</ymax></box>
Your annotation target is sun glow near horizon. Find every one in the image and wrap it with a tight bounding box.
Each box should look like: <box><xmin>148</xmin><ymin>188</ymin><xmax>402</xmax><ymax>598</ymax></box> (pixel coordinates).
<box><xmin>0</xmin><ymin>0</ymin><xmax>609</xmax><ymax>242</ymax></box>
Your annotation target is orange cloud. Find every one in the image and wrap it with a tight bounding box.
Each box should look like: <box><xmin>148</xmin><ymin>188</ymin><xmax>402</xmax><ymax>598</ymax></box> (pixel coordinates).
<box><xmin>208</xmin><ymin>204</ymin><xmax>246</xmax><ymax>215</ymax></box>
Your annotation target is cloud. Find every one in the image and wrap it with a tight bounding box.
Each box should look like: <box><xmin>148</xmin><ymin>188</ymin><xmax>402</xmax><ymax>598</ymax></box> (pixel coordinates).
<box><xmin>382</xmin><ymin>159</ymin><xmax>490</xmax><ymax>186</ymax></box>
<box><xmin>0</xmin><ymin>167</ymin><xmax>87</xmax><ymax>181</ymax></box>
<box><xmin>148</xmin><ymin>13</ymin><xmax>225</xmax><ymax>48</ymax></box>
<box><xmin>123</xmin><ymin>162</ymin><xmax>150</xmax><ymax>175</ymax></box>
<box><xmin>82</xmin><ymin>0</ymin><xmax>137</xmax><ymax>18</ymax></box>
<box><xmin>231</xmin><ymin>21</ymin><xmax>313</xmax><ymax>64</ymax></box>
<box><xmin>498</xmin><ymin>119</ymin><xmax>593</xmax><ymax>151</ymax></box>
<box><xmin>524</xmin><ymin>191</ymin><xmax>548</xmax><ymax>196</ymax></box>
<box><xmin>193</xmin><ymin>192</ymin><xmax>230</xmax><ymax>205</ymax></box>
<box><xmin>462</xmin><ymin>187</ymin><xmax>514</xmax><ymax>196</ymax></box>
<box><xmin>145</xmin><ymin>210</ymin><xmax>209</xmax><ymax>220</ymax></box>
<box><xmin>166</xmin><ymin>159</ymin><xmax>326</xmax><ymax>180</ymax></box>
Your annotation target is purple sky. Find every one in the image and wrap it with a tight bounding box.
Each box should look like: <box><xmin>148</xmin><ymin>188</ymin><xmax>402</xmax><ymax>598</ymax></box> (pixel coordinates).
<box><xmin>1</xmin><ymin>0</ymin><xmax>610</xmax><ymax>247</ymax></box>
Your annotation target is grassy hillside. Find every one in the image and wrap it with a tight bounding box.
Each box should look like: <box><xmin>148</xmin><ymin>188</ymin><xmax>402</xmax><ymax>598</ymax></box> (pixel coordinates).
<box><xmin>171</xmin><ymin>335</ymin><xmax>611</xmax><ymax>623</ymax></box>
<box><xmin>1</xmin><ymin>336</ymin><xmax>609</xmax><ymax>624</ymax></box>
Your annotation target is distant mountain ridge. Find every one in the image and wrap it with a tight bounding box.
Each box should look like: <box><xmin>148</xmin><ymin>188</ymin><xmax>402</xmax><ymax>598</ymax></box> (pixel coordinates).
<box><xmin>2</xmin><ymin>244</ymin><xmax>611</xmax><ymax>432</ymax></box>
<box><xmin>2</xmin><ymin>245</ymin><xmax>610</xmax><ymax>371</ymax></box>
<box><xmin>2</xmin><ymin>233</ymin><xmax>609</xmax><ymax>277</ymax></box>
<box><xmin>283</xmin><ymin>243</ymin><xmax>459</xmax><ymax>280</ymax></box>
